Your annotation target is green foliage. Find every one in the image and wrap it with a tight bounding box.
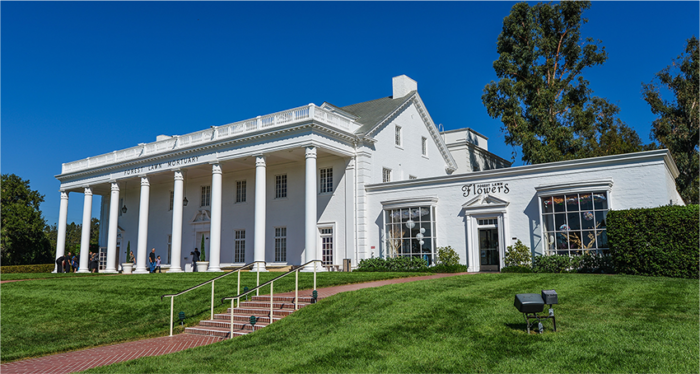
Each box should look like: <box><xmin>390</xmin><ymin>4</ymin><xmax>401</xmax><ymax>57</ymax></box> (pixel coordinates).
<box><xmin>607</xmin><ymin>205</ymin><xmax>699</xmax><ymax>279</ymax></box>
<box><xmin>504</xmin><ymin>240</ymin><xmax>532</xmax><ymax>267</ymax></box>
<box><xmin>577</xmin><ymin>252</ymin><xmax>615</xmax><ymax>274</ymax></box>
<box><xmin>501</xmin><ymin>265</ymin><xmax>533</xmax><ymax>273</ymax></box>
<box><xmin>1</xmin><ymin>174</ymin><xmax>52</xmax><ymax>265</ymax></box>
<box><xmin>436</xmin><ymin>246</ymin><xmax>460</xmax><ymax>266</ymax></box>
<box><xmin>428</xmin><ymin>264</ymin><xmax>469</xmax><ymax>273</ymax></box>
<box><xmin>126</xmin><ymin>242</ymin><xmax>133</xmax><ymax>263</ymax></box>
<box><xmin>532</xmin><ymin>255</ymin><xmax>578</xmax><ymax>273</ymax></box>
<box><xmin>642</xmin><ymin>37</ymin><xmax>699</xmax><ymax>204</ymax></box>
<box><xmin>482</xmin><ymin>1</ymin><xmax>651</xmax><ymax>165</ymax></box>
<box><xmin>200</xmin><ymin>235</ymin><xmax>206</xmax><ymax>262</ymax></box>
<box><xmin>1</xmin><ymin>264</ymin><xmax>54</xmax><ymax>274</ymax></box>
<box><xmin>355</xmin><ymin>256</ymin><xmax>429</xmax><ymax>272</ymax></box>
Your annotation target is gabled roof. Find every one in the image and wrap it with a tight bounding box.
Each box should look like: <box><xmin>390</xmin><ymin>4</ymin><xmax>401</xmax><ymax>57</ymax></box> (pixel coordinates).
<box><xmin>340</xmin><ymin>93</ymin><xmax>415</xmax><ymax>135</ymax></box>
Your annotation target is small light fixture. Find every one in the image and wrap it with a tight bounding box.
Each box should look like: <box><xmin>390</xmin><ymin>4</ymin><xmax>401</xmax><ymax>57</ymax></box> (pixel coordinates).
<box><xmin>121</xmin><ymin>181</ymin><xmax>128</xmax><ymax>214</ymax></box>
<box><xmin>121</xmin><ymin>205</ymin><xmax>127</xmax><ymax>214</ymax></box>
<box><xmin>183</xmin><ymin>197</ymin><xmax>188</xmax><ymax>206</ymax></box>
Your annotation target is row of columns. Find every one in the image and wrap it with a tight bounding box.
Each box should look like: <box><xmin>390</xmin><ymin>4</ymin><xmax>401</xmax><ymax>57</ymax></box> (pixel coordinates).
<box><xmin>55</xmin><ymin>146</ymin><xmax>322</xmax><ymax>273</ymax></box>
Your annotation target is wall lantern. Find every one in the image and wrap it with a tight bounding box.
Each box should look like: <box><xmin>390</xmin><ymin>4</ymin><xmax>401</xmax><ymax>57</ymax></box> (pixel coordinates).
<box><xmin>183</xmin><ymin>197</ymin><xmax>189</xmax><ymax>207</ymax></box>
<box><xmin>121</xmin><ymin>181</ymin><xmax>128</xmax><ymax>214</ymax></box>
<box><xmin>121</xmin><ymin>205</ymin><xmax>127</xmax><ymax>214</ymax></box>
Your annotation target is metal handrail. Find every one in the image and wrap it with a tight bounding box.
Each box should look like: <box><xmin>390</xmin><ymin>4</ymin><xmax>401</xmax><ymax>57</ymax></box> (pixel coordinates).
<box><xmin>161</xmin><ymin>261</ymin><xmax>264</xmax><ymax>336</ymax></box>
<box><xmin>221</xmin><ymin>260</ymin><xmax>322</xmax><ymax>338</ymax></box>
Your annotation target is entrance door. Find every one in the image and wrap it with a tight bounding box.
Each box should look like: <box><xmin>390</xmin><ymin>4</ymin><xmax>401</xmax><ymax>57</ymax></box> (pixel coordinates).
<box><xmin>479</xmin><ymin>228</ymin><xmax>500</xmax><ymax>271</ymax></box>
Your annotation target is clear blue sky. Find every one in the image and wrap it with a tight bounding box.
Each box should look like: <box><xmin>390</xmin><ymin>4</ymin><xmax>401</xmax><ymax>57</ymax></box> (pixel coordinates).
<box><xmin>2</xmin><ymin>1</ymin><xmax>698</xmax><ymax>227</ymax></box>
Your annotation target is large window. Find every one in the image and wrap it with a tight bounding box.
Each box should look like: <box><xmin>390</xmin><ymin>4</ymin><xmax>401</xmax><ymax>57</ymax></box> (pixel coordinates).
<box><xmin>234</xmin><ymin>230</ymin><xmax>245</xmax><ymax>263</ymax></box>
<box><xmin>384</xmin><ymin>206</ymin><xmax>435</xmax><ymax>264</ymax></box>
<box><xmin>201</xmin><ymin>186</ymin><xmax>211</xmax><ymax>207</ymax></box>
<box><xmin>275</xmin><ymin>175</ymin><xmax>287</xmax><ymax>198</ymax></box>
<box><xmin>320</xmin><ymin>168</ymin><xmax>333</xmax><ymax>193</ymax></box>
<box><xmin>541</xmin><ymin>192</ymin><xmax>609</xmax><ymax>255</ymax></box>
<box><xmin>274</xmin><ymin>227</ymin><xmax>286</xmax><ymax>262</ymax></box>
<box><xmin>169</xmin><ymin>191</ymin><xmax>174</xmax><ymax>211</ymax></box>
<box><xmin>236</xmin><ymin>180</ymin><xmax>247</xmax><ymax>203</ymax></box>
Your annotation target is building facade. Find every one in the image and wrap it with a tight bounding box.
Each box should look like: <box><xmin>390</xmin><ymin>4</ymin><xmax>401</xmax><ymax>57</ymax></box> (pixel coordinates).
<box><xmin>54</xmin><ymin>75</ymin><xmax>683</xmax><ymax>273</ymax></box>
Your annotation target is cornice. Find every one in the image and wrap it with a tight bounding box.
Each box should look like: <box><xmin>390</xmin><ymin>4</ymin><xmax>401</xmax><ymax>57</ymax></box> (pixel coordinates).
<box><xmin>56</xmin><ymin>121</ymin><xmax>360</xmax><ymax>181</ymax></box>
<box><xmin>365</xmin><ymin>149</ymin><xmax>674</xmax><ymax>192</ymax></box>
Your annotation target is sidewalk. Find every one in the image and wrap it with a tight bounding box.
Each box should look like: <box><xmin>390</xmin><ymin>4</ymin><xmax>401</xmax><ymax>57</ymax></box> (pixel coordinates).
<box><xmin>1</xmin><ymin>272</ymin><xmax>472</xmax><ymax>374</ymax></box>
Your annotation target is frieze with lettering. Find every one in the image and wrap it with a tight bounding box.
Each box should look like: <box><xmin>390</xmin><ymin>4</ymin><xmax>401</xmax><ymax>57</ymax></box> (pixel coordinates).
<box><xmin>122</xmin><ymin>156</ymin><xmax>200</xmax><ymax>176</ymax></box>
<box><xmin>462</xmin><ymin>182</ymin><xmax>509</xmax><ymax>197</ymax></box>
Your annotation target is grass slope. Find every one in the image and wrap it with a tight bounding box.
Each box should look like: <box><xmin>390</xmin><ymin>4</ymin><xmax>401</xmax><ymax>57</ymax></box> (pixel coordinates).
<box><xmin>86</xmin><ymin>274</ymin><xmax>698</xmax><ymax>374</ymax></box>
<box><xmin>0</xmin><ymin>272</ymin><xmax>420</xmax><ymax>362</ymax></box>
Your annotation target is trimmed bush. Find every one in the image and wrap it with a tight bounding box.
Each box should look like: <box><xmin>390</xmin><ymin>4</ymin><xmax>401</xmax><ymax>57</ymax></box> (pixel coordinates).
<box><xmin>504</xmin><ymin>240</ymin><xmax>532</xmax><ymax>267</ymax></box>
<box><xmin>428</xmin><ymin>264</ymin><xmax>469</xmax><ymax>273</ymax></box>
<box><xmin>436</xmin><ymin>246</ymin><xmax>460</xmax><ymax>266</ymax></box>
<box><xmin>501</xmin><ymin>265</ymin><xmax>533</xmax><ymax>273</ymax></box>
<box><xmin>532</xmin><ymin>255</ymin><xmax>578</xmax><ymax>273</ymax></box>
<box><xmin>577</xmin><ymin>252</ymin><xmax>614</xmax><ymax>273</ymax></box>
<box><xmin>607</xmin><ymin>204</ymin><xmax>699</xmax><ymax>279</ymax></box>
<box><xmin>355</xmin><ymin>256</ymin><xmax>429</xmax><ymax>272</ymax></box>
<box><xmin>1</xmin><ymin>263</ymin><xmax>54</xmax><ymax>274</ymax></box>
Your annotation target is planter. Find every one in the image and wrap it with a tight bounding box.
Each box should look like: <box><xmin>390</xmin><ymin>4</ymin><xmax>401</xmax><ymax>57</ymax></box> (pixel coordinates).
<box><xmin>196</xmin><ymin>261</ymin><xmax>209</xmax><ymax>272</ymax></box>
<box><xmin>122</xmin><ymin>263</ymin><xmax>134</xmax><ymax>274</ymax></box>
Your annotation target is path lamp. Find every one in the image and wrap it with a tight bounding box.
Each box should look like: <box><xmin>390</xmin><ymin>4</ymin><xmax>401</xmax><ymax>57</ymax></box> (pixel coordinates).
<box><xmin>178</xmin><ymin>311</ymin><xmax>186</xmax><ymax>327</ymax></box>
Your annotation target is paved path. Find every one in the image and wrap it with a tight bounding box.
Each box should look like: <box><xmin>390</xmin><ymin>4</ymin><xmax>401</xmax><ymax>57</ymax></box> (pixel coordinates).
<box><xmin>1</xmin><ymin>272</ymin><xmax>472</xmax><ymax>374</ymax></box>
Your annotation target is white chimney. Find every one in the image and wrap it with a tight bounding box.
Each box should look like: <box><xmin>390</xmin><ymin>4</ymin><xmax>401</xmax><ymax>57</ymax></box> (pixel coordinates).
<box><xmin>392</xmin><ymin>75</ymin><xmax>417</xmax><ymax>98</ymax></box>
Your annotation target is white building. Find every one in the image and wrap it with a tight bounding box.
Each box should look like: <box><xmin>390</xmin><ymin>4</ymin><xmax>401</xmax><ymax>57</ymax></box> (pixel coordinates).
<box><xmin>54</xmin><ymin>75</ymin><xmax>683</xmax><ymax>273</ymax></box>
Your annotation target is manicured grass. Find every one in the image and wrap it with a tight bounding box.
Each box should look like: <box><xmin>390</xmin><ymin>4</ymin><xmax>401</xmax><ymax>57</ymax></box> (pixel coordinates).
<box><xmin>86</xmin><ymin>273</ymin><xmax>698</xmax><ymax>373</ymax></box>
<box><xmin>0</xmin><ymin>271</ymin><xmax>420</xmax><ymax>362</ymax></box>
<box><xmin>0</xmin><ymin>272</ymin><xmax>112</xmax><ymax>281</ymax></box>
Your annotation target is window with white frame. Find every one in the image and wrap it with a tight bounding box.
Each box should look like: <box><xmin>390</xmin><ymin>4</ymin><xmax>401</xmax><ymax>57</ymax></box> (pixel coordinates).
<box><xmin>320</xmin><ymin>228</ymin><xmax>333</xmax><ymax>266</ymax></box>
<box><xmin>395</xmin><ymin>125</ymin><xmax>402</xmax><ymax>147</ymax></box>
<box><xmin>201</xmin><ymin>186</ymin><xmax>211</xmax><ymax>207</ymax></box>
<box><xmin>275</xmin><ymin>175</ymin><xmax>287</xmax><ymax>198</ymax></box>
<box><xmin>234</xmin><ymin>230</ymin><xmax>245</xmax><ymax>263</ymax></box>
<box><xmin>541</xmin><ymin>191</ymin><xmax>609</xmax><ymax>256</ymax></box>
<box><xmin>383</xmin><ymin>168</ymin><xmax>392</xmax><ymax>183</ymax></box>
<box><xmin>169</xmin><ymin>191</ymin><xmax>174</xmax><ymax>211</ymax></box>
<box><xmin>320</xmin><ymin>168</ymin><xmax>333</xmax><ymax>193</ymax></box>
<box><xmin>236</xmin><ymin>180</ymin><xmax>247</xmax><ymax>203</ymax></box>
<box><xmin>274</xmin><ymin>227</ymin><xmax>286</xmax><ymax>262</ymax></box>
<box><xmin>384</xmin><ymin>206</ymin><xmax>436</xmax><ymax>265</ymax></box>
<box><xmin>421</xmin><ymin>137</ymin><xmax>427</xmax><ymax>156</ymax></box>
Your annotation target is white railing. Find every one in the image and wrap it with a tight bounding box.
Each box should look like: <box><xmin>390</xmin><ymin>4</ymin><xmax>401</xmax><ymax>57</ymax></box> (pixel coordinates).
<box><xmin>61</xmin><ymin>104</ymin><xmax>359</xmax><ymax>174</ymax></box>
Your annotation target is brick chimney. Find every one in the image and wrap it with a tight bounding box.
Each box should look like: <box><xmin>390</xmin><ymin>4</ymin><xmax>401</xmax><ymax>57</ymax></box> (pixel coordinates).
<box><xmin>392</xmin><ymin>75</ymin><xmax>417</xmax><ymax>98</ymax></box>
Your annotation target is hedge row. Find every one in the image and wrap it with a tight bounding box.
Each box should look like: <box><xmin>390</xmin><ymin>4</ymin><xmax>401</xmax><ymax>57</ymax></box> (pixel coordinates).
<box><xmin>607</xmin><ymin>204</ymin><xmax>699</xmax><ymax>279</ymax></box>
<box><xmin>1</xmin><ymin>263</ymin><xmax>54</xmax><ymax>274</ymax></box>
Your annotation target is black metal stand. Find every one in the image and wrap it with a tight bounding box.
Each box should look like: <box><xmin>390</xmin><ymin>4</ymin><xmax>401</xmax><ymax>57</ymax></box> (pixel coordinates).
<box><xmin>523</xmin><ymin>305</ymin><xmax>557</xmax><ymax>334</ymax></box>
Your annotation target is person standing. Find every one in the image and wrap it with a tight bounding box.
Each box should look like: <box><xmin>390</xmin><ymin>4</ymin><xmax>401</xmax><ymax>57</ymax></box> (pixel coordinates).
<box><xmin>91</xmin><ymin>252</ymin><xmax>99</xmax><ymax>273</ymax></box>
<box><xmin>55</xmin><ymin>255</ymin><xmax>65</xmax><ymax>273</ymax></box>
<box><xmin>155</xmin><ymin>256</ymin><xmax>162</xmax><ymax>273</ymax></box>
<box><xmin>71</xmin><ymin>253</ymin><xmax>78</xmax><ymax>273</ymax></box>
<box><xmin>192</xmin><ymin>248</ymin><xmax>200</xmax><ymax>272</ymax></box>
<box><xmin>149</xmin><ymin>248</ymin><xmax>156</xmax><ymax>273</ymax></box>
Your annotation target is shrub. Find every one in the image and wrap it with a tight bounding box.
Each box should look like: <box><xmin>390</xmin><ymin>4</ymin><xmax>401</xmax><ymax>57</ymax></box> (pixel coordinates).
<box><xmin>355</xmin><ymin>256</ymin><xmax>429</xmax><ymax>272</ymax></box>
<box><xmin>504</xmin><ymin>240</ymin><xmax>532</xmax><ymax>267</ymax></box>
<box><xmin>436</xmin><ymin>246</ymin><xmax>460</xmax><ymax>266</ymax></box>
<box><xmin>501</xmin><ymin>265</ymin><xmax>533</xmax><ymax>273</ymax></box>
<box><xmin>607</xmin><ymin>204</ymin><xmax>699</xmax><ymax>279</ymax></box>
<box><xmin>577</xmin><ymin>252</ymin><xmax>614</xmax><ymax>273</ymax></box>
<box><xmin>1</xmin><ymin>264</ymin><xmax>54</xmax><ymax>274</ymax></box>
<box><xmin>429</xmin><ymin>264</ymin><xmax>469</xmax><ymax>273</ymax></box>
<box><xmin>532</xmin><ymin>255</ymin><xmax>579</xmax><ymax>273</ymax></box>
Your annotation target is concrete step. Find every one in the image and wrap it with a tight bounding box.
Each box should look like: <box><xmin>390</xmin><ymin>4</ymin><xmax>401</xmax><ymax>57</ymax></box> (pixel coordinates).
<box><xmin>199</xmin><ymin>319</ymin><xmax>267</xmax><ymax>331</ymax></box>
<box><xmin>184</xmin><ymin>326</ymin><xmax>248</xmax><ymax>338</ymax></box>
<box><xmin>239</xmin><ymin>301</ymin><xmax>304</xmax><ymax>310</ymax></box>
<box><xmin>227</xmin><ymin>307</ymin><xmax>296</xmax><ymax>317</ymax></box>
<box><xmin>251</xmin><ymin>295</ymin><xmax>315</xmax><ymax>303</ymax></box>
<box><xmin>214</xmin><ymin>313</ymin><xmax>282</xmax><ymax>324</ymax></box>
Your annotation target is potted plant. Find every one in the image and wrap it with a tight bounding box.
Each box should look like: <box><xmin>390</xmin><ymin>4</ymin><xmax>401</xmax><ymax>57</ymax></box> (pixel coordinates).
<box><xmin>196</xmin><ymin>235</ymin><xmax>209</xmax><ymax>272</ymax></box>
<box><xmin>122</xmin><ymin>241</ymin><xmax>134</xmax><ymax>274</ymax></box>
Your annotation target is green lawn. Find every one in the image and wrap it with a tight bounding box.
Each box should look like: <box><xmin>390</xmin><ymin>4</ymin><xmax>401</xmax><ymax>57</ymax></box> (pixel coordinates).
<box><xmin>0</xmin><ymin>272</ymin><xmax>112</xmax><ymax>281</ymax></box>
<box><xmin>0</xmin><ymin>271</ymin><xmax>421</xmax><ymax>362</ymax></box>
<box><xmin>84</xmin><ymin>273</ymin><xmax>698</xmax><ymax>374</ymax></box>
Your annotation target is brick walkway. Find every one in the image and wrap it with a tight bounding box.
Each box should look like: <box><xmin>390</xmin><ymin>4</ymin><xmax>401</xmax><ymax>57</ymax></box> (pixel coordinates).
<box><xmin>1</xmin><ymin>272</ymin><xmax>472</xmax><ymax>373</ymax></box>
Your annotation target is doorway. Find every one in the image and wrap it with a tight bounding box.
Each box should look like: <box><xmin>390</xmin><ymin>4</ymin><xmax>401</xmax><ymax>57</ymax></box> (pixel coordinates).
<box><xmin>478</xmin><ymin>227</ymin><xmax>500</xmax><ymax>271</ymax></box>
<box><xmin>195</xmin><ymin>231</ymin><xmax>210</xmax><ymax>261</ymax></box>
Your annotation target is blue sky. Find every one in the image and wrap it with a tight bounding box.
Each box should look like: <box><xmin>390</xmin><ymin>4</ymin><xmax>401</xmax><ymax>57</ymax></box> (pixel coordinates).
<box><xmin>2</xmin><ymin>1</ymin><xmax>698</xmax><ymax>226</ymax></box>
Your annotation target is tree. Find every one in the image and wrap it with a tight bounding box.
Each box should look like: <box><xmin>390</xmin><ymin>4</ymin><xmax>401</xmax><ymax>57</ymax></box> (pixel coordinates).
<box><xmin>1</xmin><ymin>174</ymin><xmax>52</xmax><ymax>265</ymax></box>
<box><xmin>44</xmin><ymin>218</ymin><xmax>100</xmax><ymax>257</ymax></box>
<box><xmin>642</xmin><ymin>37</ymin><xmax>699</xmax><ymax>204</ymax></box>
<box><xmin>482</xmin><ymin>1</ymin><xmax>651</xmax><ymax>165</ymax></box>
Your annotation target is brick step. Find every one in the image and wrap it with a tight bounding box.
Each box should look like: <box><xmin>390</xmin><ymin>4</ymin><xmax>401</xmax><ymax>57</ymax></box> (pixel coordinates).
<box><xmin>184</xmin><ymin>326</ymin><xmax>248</xmax><ymax>338</ymax></box>
<box><xmin>199</xmin><ymin>319</ymin><xmax>267</xmax><ymax>331</ymax></box>
<box><xmin>227</xmin><ymin>307</ymin><xmax>296</xmax><ymax>317</ymax></box>
<box><xmin>250</xmin><ymin>295</ymin><xmax>315</xmax><ymax>303</ymax></box>
<box><xmin>214</xmin><ymin>313</ymin><xmax>282</xmax><ymax>324</ymax></box>
<box><xmin>239</xmin><ymin>301</ymin><xmax>305</xmax><ymax>310</ymax></box>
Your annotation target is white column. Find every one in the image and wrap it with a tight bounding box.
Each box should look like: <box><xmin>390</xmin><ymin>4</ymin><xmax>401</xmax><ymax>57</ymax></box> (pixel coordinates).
<box><xmin>302</xmin><ymin>146</ymin><xmax>321</xmax><ymax>272</ymax></box>
<box><xmin>54</xmin><ymin>191</ymin><xmax>69</xmax><ymax>273</ymax></box>
<box><xmin>77</xmin><ymin>187</ymin><xmax>93</xmax><ymax>273</ymax></box>
<box><xmin>169</xmin><ymin>171</ymin><xmax>184</xmax><ymax>273</ymax></box>
<box><xmin>134</xmin><ymin>176</ymin><xmax>150</xmax><ymax>274</ymax></box>
<box><xmin>208</xmin><ymin>163</ymin><xmax>223</xmax><ymax>272</ymax></box>
<box><xmin>104</xmin><ymin>182</ymin><xmax>120</xmax><ymax>273</ymax></box>
<box><xmin>253</xmin><ymin>155</ymin><xmax>268</xmax><ymax>272</ymax></box>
